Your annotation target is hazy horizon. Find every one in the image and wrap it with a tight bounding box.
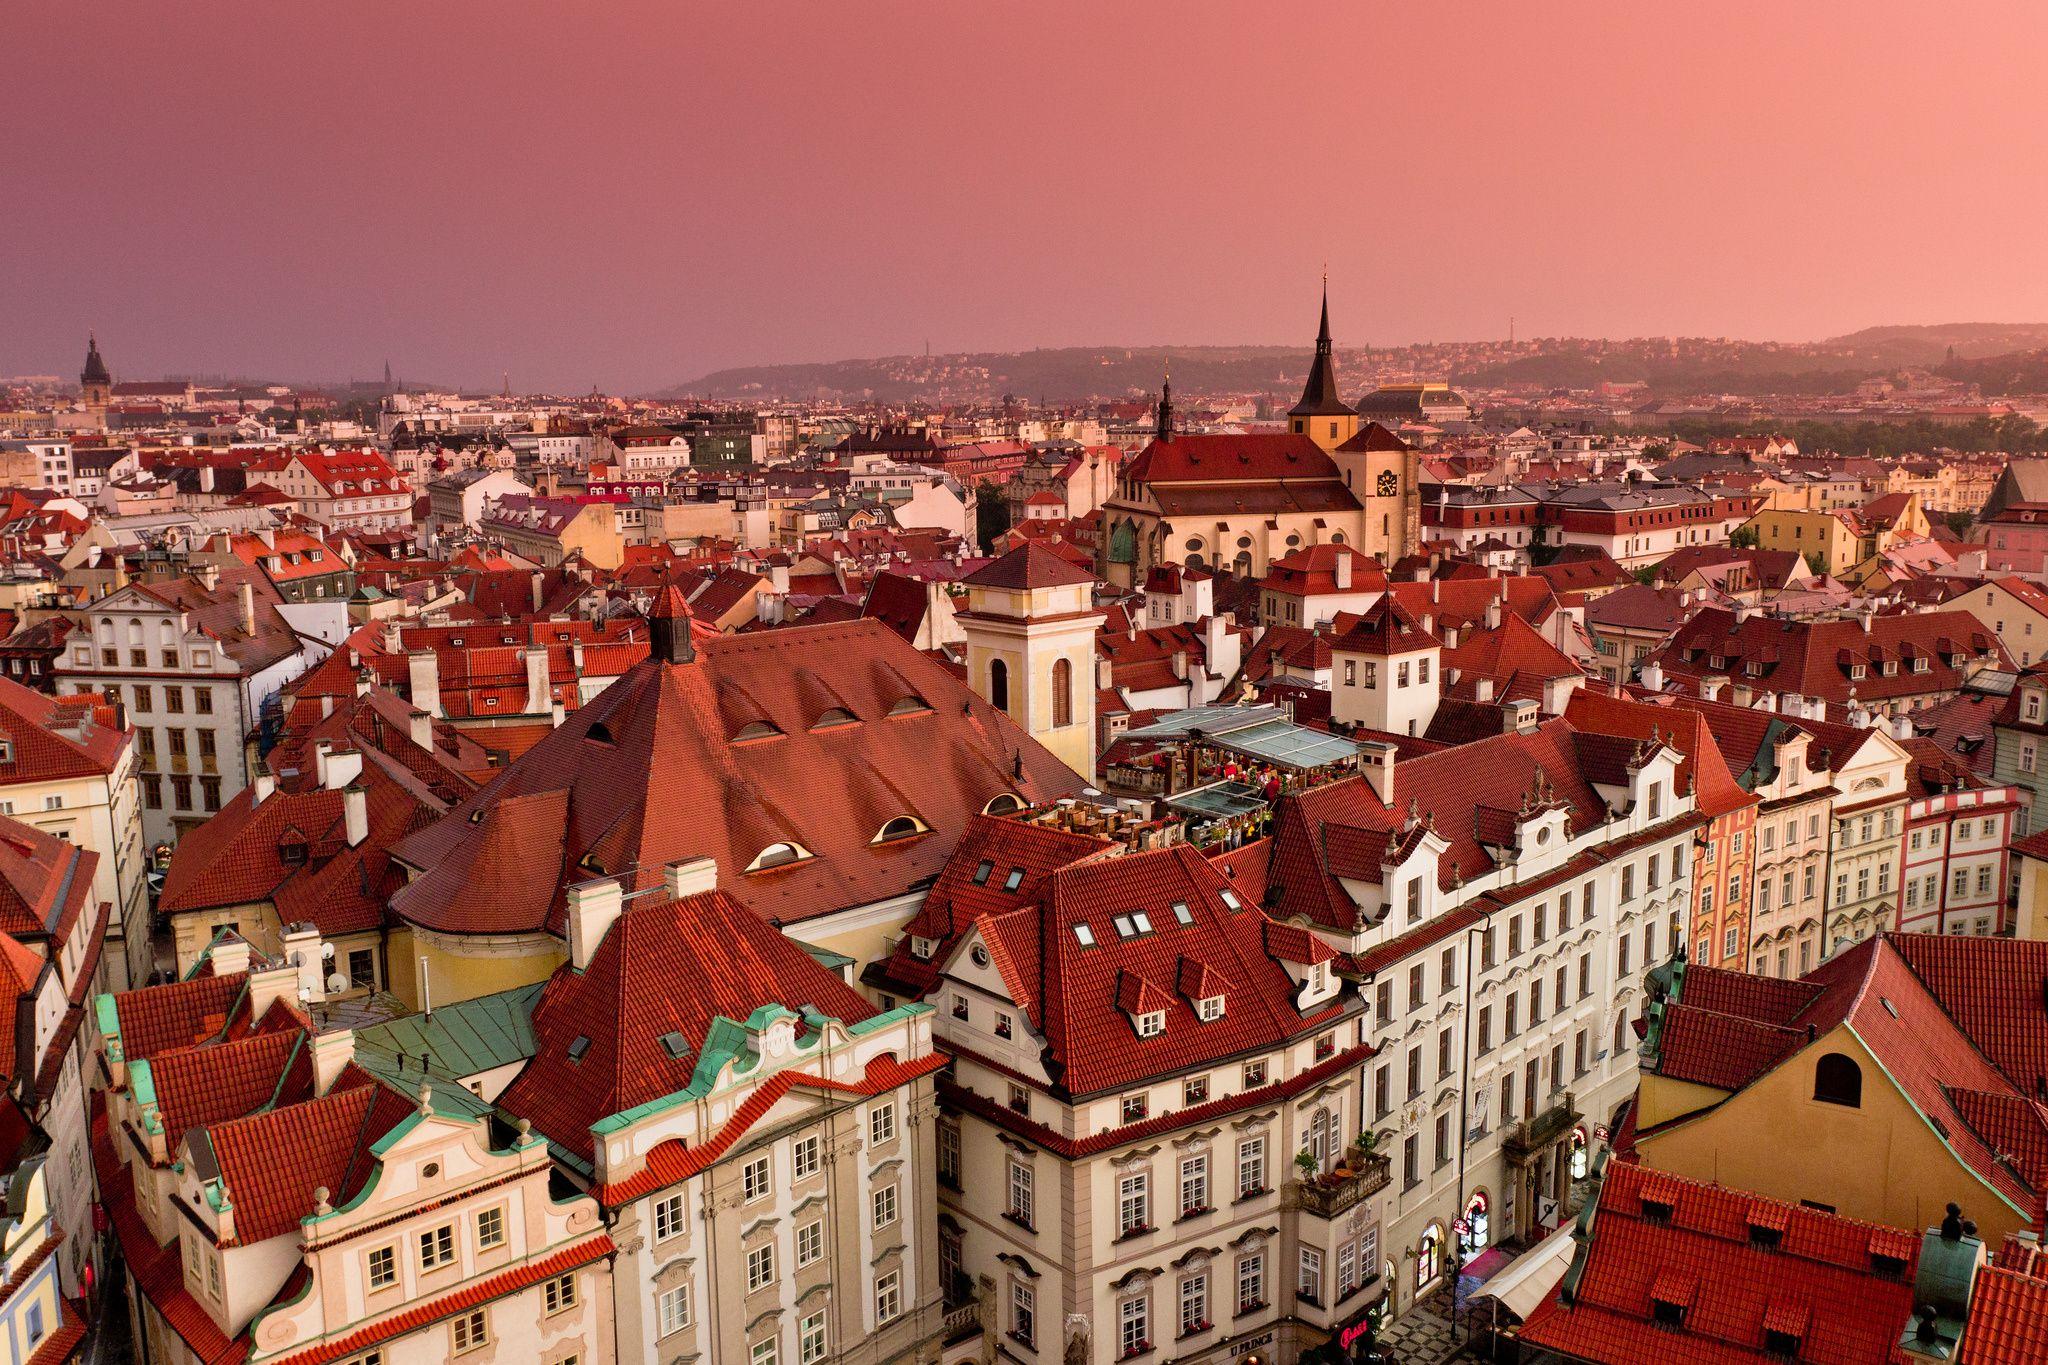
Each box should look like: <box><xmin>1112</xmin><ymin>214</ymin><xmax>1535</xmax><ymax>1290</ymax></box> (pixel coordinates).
<box><xmin>10</xmin><ymin>1</ymin><xmax>2048</xmax><ymax>393</ymax></box>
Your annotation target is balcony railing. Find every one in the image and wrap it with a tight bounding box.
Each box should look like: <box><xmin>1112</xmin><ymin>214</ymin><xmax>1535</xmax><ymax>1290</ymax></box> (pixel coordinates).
<box><xmin>1502</xmin><ymin>1090</ymin><xmax>1580</xmax><ymax>1165</ymax></box>
<box><xmin>1292</xmin><ymin>1150</ymin><xmax>1391</xmax><ymax>1219</ymax></box>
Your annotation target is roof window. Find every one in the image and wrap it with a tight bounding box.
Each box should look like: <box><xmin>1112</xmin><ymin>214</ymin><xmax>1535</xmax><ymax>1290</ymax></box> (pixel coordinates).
<box><xmin>747</xmin><ymin>841</ymin><xmax>811</xmax><ymax>872</ymax></box>
<box><xmin>658</xmin><ymin>1031</ymin><xmax>692</xmax><ymax>1060</ymax></box>
<box><xmin>1072</xmin><ymin>924</ymin><xmax>1096</xmax><ymax>947</ymax></box>
<box><xmin>1002</xmin><ymin>867</ymin><xmax>1025</xmax><ymax>892</ymax></box>
<box><xmin>567</xmin><ymin>1036</ymin><xmax>591</xmax><ymax>1062</ymax></box>
<box><xmin>971</xmin><ymin>859</ymin><xmax>994</xmax><ymax>886</ymax></box>
<box><xmin>1171</xmin><ymin>901</ymin><xmax>1193</xmax><ymax>926</ymax></box>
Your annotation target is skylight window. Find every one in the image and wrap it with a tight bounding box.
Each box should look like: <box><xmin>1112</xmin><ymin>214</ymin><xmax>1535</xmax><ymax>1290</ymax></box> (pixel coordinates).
<box><xmin>1072</xmin><ymin>924</ymin><xmax>1096</xmax><ymax>947</ymax></box>
<box><xmin>1002</xmin><ymin>867</ymin><xmax>1025</xmax><ymax>892</ymax></box>
<box><xmin>971</xmin><ymin>860</ymin><xmax>994</xmax><ymax>886</ymax></box>
<box><xmin>1113</xmin><ymin>914</ymin><xmax>1137</xmax><ymax>938</ymax></box>
<box><xmin>1171</xmin><ymin>901</ymin><xmax>1193</xmax><ymax>926</ymax></box>
<box><xmin>658</xmin><ymin>1031</ymin><xmax>692</xmax><ymax>1060</ymax></box>
<box><xmin>1130</xmin><ymin>911</ymin><xmax>1153</xmax><ymax>934</ymax></box>
<box><xmin>1219</xmin><ymin>889</ymin><xmax>1243</xmax><ymax>911</ymax></box>
<box><xmin>567</xmin><ymin>1036</ymin><xmax>591</xmax><ymax>1062</ymax></box>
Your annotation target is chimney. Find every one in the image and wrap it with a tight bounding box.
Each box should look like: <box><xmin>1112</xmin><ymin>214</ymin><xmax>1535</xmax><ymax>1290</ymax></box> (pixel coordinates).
<box><xmin>1892</xmin><ymin>712</ymin><xmax>1914</xmax><ymax>742</ymax></box>
<box><xmin>1171</xmin><ymin>649</ymin><xmax>1189</xmax><ymax>680</ymax></box>
<box><xmin>196</xmin><ymin>561</ymin><xmax>221</xmax><ymax>591</ymax></box>
<box><xmin>408</xmin><ymin>707</ymin><xmax>434</xmax><ymax>751</ymax></box>
<box><xmin>663</xmin><ymin>856</ymin><xmax>718</xmax><ymax>899</ymax></box>
<box><xmin>1640</xmin><ymin>660</ymin><xmax>1666</xmax><ymax>692</ymax></box>
<box><xmin>343</xmin><ymin>785</ymin><xmax>368</xmax><ymax>846</ymax></box>
<box><xmin>281</xmin><ymin>921</ymin><xmax>325</xmax><ymax>1000</ymax></box>
<box><xmin>1334</xmin><ymin>551</ymin><xmax>1352</xmax><ymax>592</ymax></box>
<box><xmin>1701</xmin><ymin>675</ymin><xmax>1726</xmax><ymax>703</ymax></box>
<box><xmin>531</xmin><ymin>569</ymin><xmax>546</xmax><ymax>612</ymax></box>
<box><xmin>239</xmin><ymin>580</ymin><xmax>257</xmax><ymax>635</ymax></box>
<box><xmin>323</xmin><ymin>746</ymin><xmax>363</xmax><ymax>790</ymax></box>
<box><xmin>523</xmin><ymin>646</ymin><xmax>551</xmax><ymax>713</ymax></box>
<box><xmin>1475</xmin><ymin>676</ymin><xmax>1496</xmax><ymax>702</ymax></box>
<box><xmin>1485</xmin><ymin>595</ymin><xmax>1502</xmax><ymax>631</ymax></box>
<box><xmin>209</xmin><ymin>932</ymin><xmax>252</xmax><ymax>978</ymax></box>
<box><xmin>408</xmin><ymin>649</ymin><xmax>443</xmax><ymax>717</ymax></box>
<box><xmin>1732</xmin><ymin>681</ymin><xmax>1754</xmax><ymax>708</ymax></box>
<box><xmin>1097</xmin><ymin>655</ymin><xmax>1113</xmax><ymax>690</ymax></box>
<box><xmin>566</xmin><ymin>876</ymin><xmax>624</xmax><ymax>970</ymax></box>
<box><xmin>253</xmin><ymin>772</ymin><xmax>276</xmax><ymax>804</ymax></box>
<box><xmin>311</xmin><ymin>1030</ymin><xmax>356</xmax><ymax>1095</ymax></box>
<box><xmin>1359</xmin><ymin>739</ymin><xmax>1397</xmax><ymax>806</ymax></box>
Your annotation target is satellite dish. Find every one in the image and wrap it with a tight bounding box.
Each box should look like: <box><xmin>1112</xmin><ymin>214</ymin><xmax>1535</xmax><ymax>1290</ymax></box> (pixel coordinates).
<box><xmin>325</xmin><ymin>972</ymin><xmax>351</xmax><ymax>994</ymax></box>
<box><xmin>321</xmin><ymin>943</ymin><xmax>336</xmax><ymax>960</ymax></box>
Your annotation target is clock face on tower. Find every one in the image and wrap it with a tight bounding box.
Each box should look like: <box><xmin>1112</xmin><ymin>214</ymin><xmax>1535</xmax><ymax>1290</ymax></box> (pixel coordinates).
<box><xmin>1376</xmin><ymin>469</ymin><xmax>1399</xmax><ymax>499</ymax></box>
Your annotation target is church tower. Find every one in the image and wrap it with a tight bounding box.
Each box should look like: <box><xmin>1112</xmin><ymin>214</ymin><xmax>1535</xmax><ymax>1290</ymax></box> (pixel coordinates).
<box><xmin>957</xmin><ymin>544</ymin><xmax>1106</xmax><ymax>781</ymax></box>
<box><xmin>80</xmin><ymin>335</ymin><xmax>111</xmax><ymax>423</ymax></box>
<box><xmin>1289</xmin><ymin>281</ymin><xmax>1359</xmax><ymax>454</ymax></box>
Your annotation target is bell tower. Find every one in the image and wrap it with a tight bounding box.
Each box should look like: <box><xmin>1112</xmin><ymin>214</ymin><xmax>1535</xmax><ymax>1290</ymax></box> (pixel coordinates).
<box><xmin>80</xmin><ymin>334</ymin><xmax>112</xmax><ymax>421</ymax></box>
<box><xmin>957</xmin><ymin>545</ymin><xmax>1105</xmax><ymax>781</ymax></box>
<box><xmin>1288</xmin><ymin>278</ymin><xmax>1359</xmax><ymax>454</ymax></box>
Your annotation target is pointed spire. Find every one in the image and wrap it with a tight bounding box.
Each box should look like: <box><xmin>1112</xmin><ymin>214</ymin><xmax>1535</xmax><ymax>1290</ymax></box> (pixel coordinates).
<box><xmin>81</xmin><ymin>334</ymin><xmax>110</xmax><ymax>388</ymax></box>
<box><xmin>648</xmin><ymin>580</ymin><xmax>696</xmax><ymax>664</ymax></box>
<box><xmin>1154</xmin><ymin>358</ymin><xmax>1175</xmax><ymax>442</ymax></box>
<box><xmin>1290</xmin><ymin>276</ymin><xmax>1352</xmax><ymax>418</ymax></box>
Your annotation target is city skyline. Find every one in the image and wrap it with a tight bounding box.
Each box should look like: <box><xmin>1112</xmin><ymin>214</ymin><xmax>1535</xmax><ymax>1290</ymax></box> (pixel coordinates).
<box><xmin>11</xmin><ymin>1</ymin><xmax>2048</xmax><ymax>391</ymax></box>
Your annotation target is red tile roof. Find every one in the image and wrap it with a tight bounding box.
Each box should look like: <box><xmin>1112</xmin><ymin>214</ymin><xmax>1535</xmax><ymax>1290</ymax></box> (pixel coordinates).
<box><xmin>0</xmin><ymin>817</ymin><xmax>96</xmax><ymax>953</ymax></box>
<box><xmin>1651</xmin><ymin>607</ymin><xmax>2010</xmax><ymax>708</ymax></box>
<box><xmin>497</xmin><ymin>885</ymin><xmax>880</xmax><ymax>1164</ymax></box>
<box><xmin>1123</xmin><ymin>432</ymin><xmax>1344</xmax><ymax>486</ymax></box>
<box><xmin>960</xmin><ymin>842</ymin><xmax>1355</xmax><ymax>1096</ymax></box>
<box><xmin>1564</xmin><ymin>689</ymin><xmax>1758</xmax><ymax>819</ymax></box>
<box><xmin>963</xmin><ymin>543</ymin><xmax>1098</xmax><ymax>590</ymax></box>
<box><xmin>1519</xmin><ymin>1160</ymin><xmax>1922</xmax><ymax>1365</ymax></box>
<box><xmin>205</xmin><ymin>1078</ymin><xmax>415</xmax><ymax>1243</ymax></box>
<box><xmin>0</xmin><ymin>675</ymin><xmax>128</xmax><ymax>785</ymax></box>
<box><xmin>1960</xmin><ymin>1241</ymin><xmax>2048</xmax><ymax>1365</ymax></box>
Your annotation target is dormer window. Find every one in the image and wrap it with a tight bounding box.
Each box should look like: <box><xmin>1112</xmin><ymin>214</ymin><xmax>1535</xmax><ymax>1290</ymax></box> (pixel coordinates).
<box><xmin>875</xmin><ymin>816</ymin><xmax>928</xmax><ymax>843</ymax></box>
<box><xmin>910</xmin><ymin>936</ymin><xmax>937</xmax><ymax>960</ymax></box>
<box><xmin>1135</xmin><ymin>1011</ymin><xmax>1165</xmax><ymax>1038</ymax></box>
<box><xmin>1914</xmin><ymin>656</ymin><xmax>1929</xmax><ymax>673</ymax></box>
<box><xmin>813</xmin><ymin>707</ymin><xmax>858</xmax><ymax>729</ymax></box>
<box><xmin>1196</xmin><ymin>995</ymin><xmax>1226</xmax><ymax>1022</ymax></box>
<box><xmin>747</xmin><ymin>841</ymin><xmax>811</xmax><ymax>872</ymax></box>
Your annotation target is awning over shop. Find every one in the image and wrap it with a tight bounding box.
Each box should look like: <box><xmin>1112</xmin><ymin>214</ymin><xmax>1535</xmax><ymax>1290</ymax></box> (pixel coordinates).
<box><xmin>1469</xmin><ymin>1224</ymin><xmax>1577</xmax><ymax>1322</ymax></box>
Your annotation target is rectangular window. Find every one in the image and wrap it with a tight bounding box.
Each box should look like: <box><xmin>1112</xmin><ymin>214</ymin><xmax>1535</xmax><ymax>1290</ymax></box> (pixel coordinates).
<box><xmin>1180</xmin><ymin>1155</ymin><xmax>1210</xmax><ymax>1216</ymax></box>
<box><xmin>872</xmin><ymin>1182</ymin><xmax>898</xmax><ymax>1230</ymax></box>
<box><xmin>793</xmin><ymin>1134</ymin><xmax>820</xmax><ymax>1179</ymax></box>
<box><xmin>752</xmin><ymin>1339</ymin><xmax>778</xmax><ymax>1365</ymax></box>
<box><xmin>797</xmin><ymin>1219</ymin><xmax>824</xmax><ymax>1267</ymax></box>
<box><xmin>1476</xmin><ymin>1006</ymin><xmax>1492</xmax><ymax>1053</ymax></box>
<box><xmin>743</xmin><ymin>1156</ymin><xmax>771</xmax><ymax>1202</ymax></box>
<box><xmin>800</xmin><ymin>1310</ymin><xmax>828</xmax><ymax>1365</ymax></box>
<box><xmin>1299</xmin><ymin>1246</ymin><xmax>1324</xmax><ymax>1304</ymax></box>
<box><xmin>1238</xmin><ymin>1137</ymin><xmax>1266</xmax><ymax>1197</ymax></box>
<box><xmin>1120</xmin><ymin>1296</ymin><xmax>1150</xmax><ymax>1355</ymax></box>
<box><xmin>659</xmin><ymin>1285</ymin><xmax>692</xmax><ymax>1336</ymax></box>
<box><xmin>1009</xmin><ymin>1160</ymin><xmax>1036</xmax><ymax>1225</ymax></box>
<box><xmin>453</xmin><ymin>1309</ymin><xmax>489</xmax><ymax>1355</ymax></box>
<box><xmin>1122</xmin><ymin>1093</ymin><xmax>1148</xmax><ymax>1123</ymax></box>
<box><xmin>1184</xmin><ymin>1074</ymin><xmax>1209</xmax><ymax>1106</ymax></box>
<box><xmin>1013</xmin><ymin>1281</ymin><xmax>1038</xmax><ymax>1349</ymax></box>
<box><xmin>368</xmin><ymin>1245</ymin><xmax>397</xmax><ymax>1290</ymax></box>
<box><xmin>475</xmin><ymin>1207</ymin><xmax>504</xmax><ymax>1250</ymax></box>
<box><xmin>1243</xmin><ymin>1058</ymin><xmax>1267</xmax><ymax>1088</ymax></box>
<box><xmin>870</xmin><ymin>1102</ymin><xmax>896</xmax><ymax>1146</ymax></box>
<box><xmin>1180</xmin><ymin>1274</ymin><xmax>1209</xmax><ymax>1335</ymax></box>
<box><xmin>746</xmin><ymin>1243</ymin><xmax>777</xmax><ymax>1292</ymax></box>
<box><xmin>654</xmin><ymin>1193</ymin><xmax>685</xmax><ymax>1242</ymax></box>
<box><xmin>1118</xmin><ymin>1172</ymin><xmax>1151</xmax><ymax>1236</ymax></box>
<box><xmin>419</xmin><ymin>1225</ymin><xmax>455</xmax><ymax>1269</ymax></box>
<box><xmin>544</xmin><ymin>1273</ymin><xmax>578</xmax><ymax>1315</ymax></box>
<box><xmin>1237</xmin><ymin>1253</ymin><xmax>1266</xmax><ymax>1313</ymax></box>
<box><xmin>876</xmin><ymin>1269</ymin><xmax>902</xmax><ymax>1323</ymax></box>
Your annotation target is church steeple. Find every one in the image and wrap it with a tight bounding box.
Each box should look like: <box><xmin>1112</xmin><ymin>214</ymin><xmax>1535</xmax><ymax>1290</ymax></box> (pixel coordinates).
<box><xmin>80</xmin><ymin>334</ymin><xmax>111</xmax><ymax>417</ymax></box>
<box><xmin>1154</xmin><ymin>359</ymin><xmax>1175</xmax><ymax>442</ymax></box>
<box><xmin>1290</xmin><ymin>275</ymin><xmax>1351</xmax><ymax>420</ymax></box>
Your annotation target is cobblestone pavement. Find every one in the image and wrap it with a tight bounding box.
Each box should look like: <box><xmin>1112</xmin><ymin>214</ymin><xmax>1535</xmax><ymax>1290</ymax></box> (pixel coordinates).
<box><xmin>1373</xmin><ymin>1283</ymin><xmax>1486</xmax><ymax>1365</ymax></box>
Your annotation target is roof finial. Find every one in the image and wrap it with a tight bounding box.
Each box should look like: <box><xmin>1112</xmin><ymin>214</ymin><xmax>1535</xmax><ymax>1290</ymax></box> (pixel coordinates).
<box><xmin>1155</xmin><ymin>360</ymin><xmax>1176</xmax><ymax>443</ymax></box>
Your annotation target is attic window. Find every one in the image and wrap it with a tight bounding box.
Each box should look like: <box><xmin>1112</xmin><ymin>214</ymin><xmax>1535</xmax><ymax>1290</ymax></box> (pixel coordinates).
<box><xmin>1072</xmin><ymin>924</ymin><xmax>1096</xmax><ymax>947</ymax></box>
<box><xmin>585</xmin><ymin>721</ymin><xmax>615</xmax><ymax>744</ymax></box>
<box><xmin>1869</xmin><ymin>1251</ymin><xmax>1907</xmax><ymax>1282</ymax></box>
<box><xmin>1764</xmin><ymin>1331</ymin><xmax>1802</xmax><ymax>1358</ymax></box>
<box><xmin>887</xmin><ymin>696</ymin><xmax>931</xmax><ymax>716</ymax></box>
<box><xmin>567</xmin><ymin>1036</ymin><xmax>591</xmax><ymax>1062</ymax></box>
<box><xmin>1850</xmin><ymin>664</ymin><xmax>1866</xmax><ymax>680</ymax></box>
<box><xmin>1002</xmin><ymin>867</ymin><xmax>1025</xmax><ymax>892</ymax></box>
<box><xmin>1134</xmin><ymin>1011</ymin><xmax>1166</xmax><ymax>1038</ymax></box>
<box><xmin>1650</xmin><ymin>1298</ymin><xmax>1687</xmax><ymax>1328</ymax></box>
<box><xmin>1171</xmin><ymin>901</ymin><xmax>1193</xmax><ymax>926</ymax></box>
<box><xmin>1218</xmin><ymin>889</ymin><xmax>1243</xmax><ymax>911</ymax></box>
<box><xmin>983</xmin><ymin>792</ymin><xmax>1025</xmax><ymax>816</ymax></box>
<box><xmin>0</xmin><ymin>740</ymin><xmax>11</xmax><ymax>763</ymax></box>
<box><xmin>875</xmin><ymin>816</ymin><xmax>927</xmax><ymax>843</ymax></box>
<box><xmin>1197</xmin><ymin>995</ymin><xmax>1226</xmax><ymax>1022</ymax></box>
<box><xmin>1747</xmin><ymin>1222</ymin><xmax>1783</xmax><ymax>1249</ymax></box>
<box><xmin>1641</xmin><ymin>1195</ymin><xmax>1675</xmax><ymax>1225</ymax></box>
<box><xmin>971</xmin><ymin>859</ymin><xmax>994</xmax><ymax>886</ymax></box>
<box><xmin>658</xmin><ymin>1031</ymin><xmax>692</xmax><ymax>1060</ymax></box>
<box><xmin>813</xmin><ymin>707</ymin><xmax>858</xmax><ymax>729</ymax></box>
<box><xmin>747</xmin><ymin>841</ymin><xmax>811</xmax><ymax>872</ymax></box>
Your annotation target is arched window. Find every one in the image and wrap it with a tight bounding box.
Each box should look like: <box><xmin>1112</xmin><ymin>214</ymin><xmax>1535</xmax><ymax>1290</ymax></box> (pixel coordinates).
<box><xmin>1570</xmin><ymin>1128</ymin><xmax>1589</xmax><ymax>1180</ymax></box>
<box><xmin>1416</xmin><ymin>1225</ymin><xmax>1443</xmax><ymax>1289</ymax></box>
<box><xmin>875</xmin><ymin>816</ymin><xmax>926</xmax><ymax>843</ymax></box>
<box><xmin>1051</xmin><ymin>658</ymin><xmax>1072</xmax><ymax>728</ymax></box>
<box><xmin>1108</xmin><ymin>520</ymin><xmax>1138</xmax><ymax>565</ymax></box>
<box><xmin>983</xmin><ymin>792</ymin><xmax>1025</xmax><ymax>816</ymax></box>
<box><xmin>1309</xmin><ymin>1107</ymin><xmax>1335</xmax><ymax>1173</ymax></box>
<box><xmin>1463</xmin><ymin>1192</ymin><xmax>1491</xmax><ymax>1255</ymax></box>
<box><xmin>747</xmin><ymin>841</ymin><xmax>811</xmax><ymax>872</ymax></box>
<box><xmin>989</xmin><ymin>659</ymin><xmax>1010</xmax><ymax>713</ymax></box>
<box><xmin>1814</xmin><ymin>1052</ymin><xmax>1862</xmax><ymax>1107</ymax></box>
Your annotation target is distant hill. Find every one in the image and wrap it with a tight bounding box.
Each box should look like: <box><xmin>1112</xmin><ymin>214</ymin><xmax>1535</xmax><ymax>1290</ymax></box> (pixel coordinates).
<box><xmin>665</xmin><ymin>325</ymin><xmax>2048</xmax><ymax>404</ymax></box>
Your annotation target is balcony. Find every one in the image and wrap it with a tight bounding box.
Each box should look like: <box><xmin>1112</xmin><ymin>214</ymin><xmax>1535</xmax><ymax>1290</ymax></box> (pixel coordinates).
<box><xmin>1502</xmin><ymin>1090</ymin><xmax>1580</xmax><ymax>1166</ymax></box>
<box><xmin>1291</xmin><ymin>1150</ymin><xmax>1391</xmax><ymax>1219</ymax></box>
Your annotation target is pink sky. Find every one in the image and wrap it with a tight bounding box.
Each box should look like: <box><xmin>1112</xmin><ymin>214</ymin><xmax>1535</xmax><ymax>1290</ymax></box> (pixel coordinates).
<box><xmin>8</xmin><ymin>1</ymin><xmax>2048</xmax><ymax>392</ymax></box>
